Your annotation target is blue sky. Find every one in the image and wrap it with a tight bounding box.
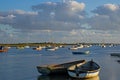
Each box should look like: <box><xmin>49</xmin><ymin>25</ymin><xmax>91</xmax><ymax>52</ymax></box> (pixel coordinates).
<box><xmin>0</xmin><ymin>0</ymin><xmax>120</xmax><ymax>43</ymax></box>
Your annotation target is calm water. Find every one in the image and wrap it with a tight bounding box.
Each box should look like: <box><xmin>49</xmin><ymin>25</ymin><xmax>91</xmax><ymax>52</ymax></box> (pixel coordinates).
<box><xmin>0</xmin><ymin>45</ymin><xmax>120</xmax><ymax>80</ymax></box>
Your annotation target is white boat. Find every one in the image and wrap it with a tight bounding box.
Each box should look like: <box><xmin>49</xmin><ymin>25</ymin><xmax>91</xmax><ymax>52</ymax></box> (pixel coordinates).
<box><xmin>69</xmin><ymin>46</ymin><xmax>78</xmax><ymax>50</ymax></box>
<box><xmin>67</xmin><ymin>60</ymin><xmax>100</xmax><ymax>79</ymax></box>
<box><xmin>45</xmin><ymin>46</ymin><xmax>58</xmax><ymax>51</ymax></box>
<box><xmin>24</xmin><ymin>46</ymin><xmax>30</xmax><ymax>48</ymax></box>
<box><xmin>77</xmin><ymin>44</ymin><xmax>84</xmax><ymax>49</ymax></box>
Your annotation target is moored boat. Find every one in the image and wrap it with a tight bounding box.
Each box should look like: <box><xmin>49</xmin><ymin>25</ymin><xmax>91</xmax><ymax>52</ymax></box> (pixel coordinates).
<box><xmin>67</xmin><ymin>60</ymin><xmax>100</xmax><ymax>79</ymax></box>
<box><xmin>33</xmin><ymin>46</ymin><xmax>42</xmax><ymax>51</ymax></box>
<box><xmin>0</xmin><ymin>46</ymin><xmax>8</xmax><ymax>52</ymax></box>
<box><xmin>45</xmin><ymin>46</ymin><xmax>57</xmax><ymax>51</ymax></box>
<box><xmin>46</xmin><ymin>48</ymin><xmax>56</xmax><ymax>51</ymax></box>
<box><xmin>110</xmin><ymin>53</ymin><xmax>120</xmax><ymax>57</ymax></box>
<box><xmin>37</xmin><ymin>60</ymin><xmax>85</xmax><ymax>75</ymax></box>
<box><xmin>69</xmin><ymin>46</ymin><xmax>78</xmax><ymax>50</ymax></box>
<box><xmin>72</xmin><ymin>51</ymin><xmax>90</xmax><ymax>55</ymax></box>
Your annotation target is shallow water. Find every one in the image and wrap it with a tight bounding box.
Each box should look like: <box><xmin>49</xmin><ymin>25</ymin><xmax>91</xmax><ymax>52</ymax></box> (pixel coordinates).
<box><xmin>0</xmin><ymin>45</ymin><xmax>120</xmax><ymax>80</ymax></box>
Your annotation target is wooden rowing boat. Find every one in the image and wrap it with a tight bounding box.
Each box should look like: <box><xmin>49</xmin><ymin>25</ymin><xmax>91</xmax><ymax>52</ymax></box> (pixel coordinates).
<box><xmin>37</xmin><ymin>60</ymin><xmax>85</xmax><ymax>75</ymax></box>
<box><xmin>67</xmin><ymin>60</ymin><xmax>100</xmax><ymax>79</ymax></box>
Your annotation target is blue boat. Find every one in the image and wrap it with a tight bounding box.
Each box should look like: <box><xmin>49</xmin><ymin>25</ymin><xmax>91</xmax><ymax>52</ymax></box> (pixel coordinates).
<box><xmin>72</xmin><ymin>51</ymin><xmax>90</xmax><ymax>55</ymax></box>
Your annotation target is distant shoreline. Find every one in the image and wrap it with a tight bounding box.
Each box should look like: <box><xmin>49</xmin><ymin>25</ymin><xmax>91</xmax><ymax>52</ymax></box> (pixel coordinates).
<box><xmin>0</xmin><ymin>42</ymin><xmax>119</xmax><ymax>47</ymax></box>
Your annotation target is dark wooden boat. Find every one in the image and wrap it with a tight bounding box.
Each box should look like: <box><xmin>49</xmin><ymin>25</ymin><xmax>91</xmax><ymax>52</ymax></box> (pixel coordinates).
<box><xmin>67</xmin><ymin>60</ymin><xmax>100</xmax><ymax>78</ymax></box>
<box><xmin>37</xmin><ymin>60</ymin><xmax>85</xmax><ymax>75</ymax></box>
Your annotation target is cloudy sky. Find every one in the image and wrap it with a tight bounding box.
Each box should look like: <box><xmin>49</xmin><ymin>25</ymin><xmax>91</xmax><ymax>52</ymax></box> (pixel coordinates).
<box><xmin>0</xmin><ymin>0</ymin><xmax>120</xmax><ymax>43</ymax></box>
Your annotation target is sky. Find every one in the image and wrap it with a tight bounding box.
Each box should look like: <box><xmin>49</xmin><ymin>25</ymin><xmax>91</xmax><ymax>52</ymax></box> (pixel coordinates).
<box><xmin>0</xmin><ymin>0</ymin><xmax>120</xmax><ymax>43</ymax></box>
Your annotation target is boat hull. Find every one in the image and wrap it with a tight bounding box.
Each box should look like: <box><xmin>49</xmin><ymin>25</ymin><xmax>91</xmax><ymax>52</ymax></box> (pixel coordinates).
<box><xmin>37</xmin><ymin>66</ymin><xmax>67</xmax><ymax>75</ymax></box>
<box><xmin>68</xmin><ymin>70</ymin><xmax>99</xmax><ymax>78</ymax></box>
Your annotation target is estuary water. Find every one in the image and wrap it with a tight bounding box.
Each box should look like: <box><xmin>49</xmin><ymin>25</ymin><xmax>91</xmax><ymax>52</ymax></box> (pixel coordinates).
<box><xmin>0</xmin><ymin>45</ymin><xmax>120</xmax><ymax>80</ymax></box>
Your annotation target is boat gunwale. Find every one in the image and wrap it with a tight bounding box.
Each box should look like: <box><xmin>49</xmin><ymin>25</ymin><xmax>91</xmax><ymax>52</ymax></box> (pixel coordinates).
<box><xmin>37</xmin><ymin>60</ymin><xmax>86</xmax><ymax>68</ymax></box>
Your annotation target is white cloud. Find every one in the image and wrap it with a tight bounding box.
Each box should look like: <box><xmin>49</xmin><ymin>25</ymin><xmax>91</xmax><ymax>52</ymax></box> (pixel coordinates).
<box><xmin>104</xmin><ymin>4</ymin><xmax>119</xmax><ymax>11</ymax></box>
<box><xmin>0</xmin><ymin>1</ymin><xmax>120</xmax><ymax>43</ymax></box>
<box><xmin>90</xmin><ymin>4</ymin><xmax>120</xmax><ymax>31</ymax></box>
<box><xmin>0</xmin><ymin>1</ymin><xmax>86</xmax><ymax>32</ymax></box>
<box><xmin>0</xmin><ymin>14</ymin><xmax>15</xmax><ymax>19</ymax></box>
<box><xmin>8</xmin><ymin>14</ymin><xmax>16</xmax><ymax>18</ymax></box>
<box><xmin>92</xmin><ymin>3</ymin><xmax>120</xmax><ymax>15</ymax></box>
<box><xmin>69</xmin><ymin>1</ymin><xmax>85</xmax><ymax>12</ymax></box>
<box><xmin>12</xmin><ymin>10</ymin><xmax>38</xmax><ymax>15</ymax></box>
<box><xmin>70</xmin><ymin>30</ymin><xmax>77</xmax><ymax>35</ymax></box>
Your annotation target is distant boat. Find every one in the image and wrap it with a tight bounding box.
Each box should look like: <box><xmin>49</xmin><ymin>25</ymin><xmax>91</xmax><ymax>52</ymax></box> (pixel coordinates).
<box><xmin>33</xmin><ymin>46</ymin><xmax>42</xmax><ymax>51</ymax></box>
<box><xmin>24</xmin><ymin>46</ymin><xmax>30</xmax><ymax>48</ymax></box>
<box><xmin>67</xmin><ymin>60</ymin><xmax>100</xmax><ymax>79</ymax></box>
<box><xmin>72</xmin><ymin>51</ymin><xmax>90</xmax><ymax>55</ymax></box>
<box><xmin>0</xmin><ymin>46</ymin><xmax>8</xmax><ymax>52</ymax></box>
<box><xmin>69</xmin><ymin>46</ymin><xmax>78</xmax><ymax>50</ymax></box>
<box><xmin>100</xmin><ymin>44</ymin><xmax>106</xmax><ymax>48</ymax></box>
<box><xmin>77</xmin><ymin>44</ymin><xmax>84</xmax><ymax>49</ymax></box>
<box><xmin>110</xmin><ymin>53</ymin><xmax>120</xmax><ymax>57</ymax></box>
<box><xmin>45</xmin><ymin>47</ymin><xmax>57</xmax><ymax>51</ymax></box>
<box><xmin>16</xmin><ymin>46</ymin><xmax>25</xmax><ymax>49</ymax></box>
<box><xmin>36</xmin><ymin>60</ymin><xmax>85</xmax><ymax>75</ymax></box>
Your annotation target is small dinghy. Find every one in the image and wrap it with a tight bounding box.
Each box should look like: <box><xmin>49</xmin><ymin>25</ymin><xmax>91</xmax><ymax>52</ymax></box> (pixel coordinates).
<box><xmin>67</xmin><ymin>60</ymin><xmax>100</xmax><ymax>79</ymax></box>
<box><xmin>37</xmin><ymin>60</ymin><xmax>85</xmax><ymax>75</ymax></box>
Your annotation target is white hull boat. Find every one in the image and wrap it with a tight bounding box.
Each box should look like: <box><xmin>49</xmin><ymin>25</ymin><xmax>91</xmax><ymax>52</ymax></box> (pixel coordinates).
<box><xmin>67</xmin><ymin>60</ymin><xmax>100</xmax><ymax>79</ymax></box>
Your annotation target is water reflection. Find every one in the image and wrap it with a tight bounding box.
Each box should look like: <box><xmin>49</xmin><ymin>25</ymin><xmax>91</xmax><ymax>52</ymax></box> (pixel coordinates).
<box><xmin>37</xmin><ymin>74</ymin><xmax>69</xmax><ymax>80</ymax></box>
<box><xmin>37</xmin><ymin>74</ymin><xmax>100</xmax><ymax>80</ymax></box>
<box><xmin>70</xmin><ymin>76</ymin><xmax>100</xmax><ymax>80</ymax></box>
<box><xmin>117</xmin><ymin>60</ymin><xmax>120</xmax><ymax>64</ymax></box>
<box><xmin>110</xmin><ymin>53</ymin><xmax>120</xmax><ymax>64</ymax></box>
